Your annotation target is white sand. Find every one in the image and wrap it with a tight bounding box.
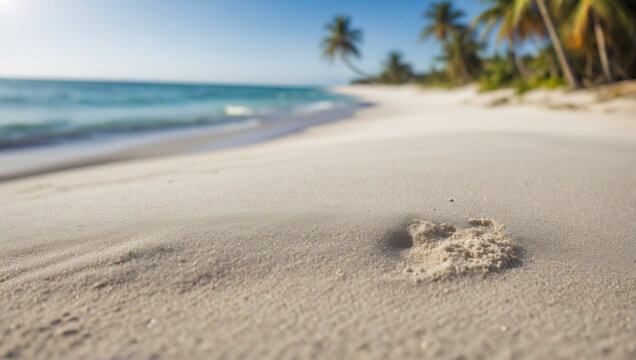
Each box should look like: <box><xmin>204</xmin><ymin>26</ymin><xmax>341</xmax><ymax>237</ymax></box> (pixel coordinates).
<box><xmin>405</xmin><ymin>218</ymin><xmax>518</xmax><ymax>280</ymax></box>
<box><xmin>0</xmin><ymin>85</ymin><xmax>634</xmax><ymax>359</ymax></box>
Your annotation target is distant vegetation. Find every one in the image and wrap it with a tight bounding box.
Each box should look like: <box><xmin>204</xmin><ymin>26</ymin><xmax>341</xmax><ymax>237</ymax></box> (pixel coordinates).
<box><xmin>321</xmin><ymin>16</ymin><xmax>372</xmax><ymax>81</ymax></box>
<box><xmin>378</xmin><ymin>52</ymin><xmax>414</xmax><ymax>84</ymax></box>
<box><xmin>322</xmin><ymin>0</ymin><xmax>636</xmax><ymax>92</ymax></box>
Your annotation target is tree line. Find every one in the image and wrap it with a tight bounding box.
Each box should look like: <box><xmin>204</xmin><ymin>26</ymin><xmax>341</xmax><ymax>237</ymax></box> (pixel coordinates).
<box><xmin>321</xmin><ymin>1</ymin><xmax>636</xmax><ymax>91</ymax></box>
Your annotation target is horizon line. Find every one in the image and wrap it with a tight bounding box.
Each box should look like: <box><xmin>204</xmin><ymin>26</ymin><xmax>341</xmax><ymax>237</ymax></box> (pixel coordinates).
<box><xmin>0</xmin><ymin>75</ymin><xmax>343</xmax><ymax>89</ymax></box>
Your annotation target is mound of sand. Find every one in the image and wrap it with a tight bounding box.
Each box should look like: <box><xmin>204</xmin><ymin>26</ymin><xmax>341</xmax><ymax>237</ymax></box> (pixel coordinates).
<box><xmin>404</xmin><ymin>218</ymin><xmax>518</xmax><ymax>280</ymax></box>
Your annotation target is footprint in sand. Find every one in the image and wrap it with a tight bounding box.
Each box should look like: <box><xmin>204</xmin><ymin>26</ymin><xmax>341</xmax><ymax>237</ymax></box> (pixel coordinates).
<box><xmin>403</xmin><ymin>218</ymin><xmax>519</xmax><ymax>281</ymax></box>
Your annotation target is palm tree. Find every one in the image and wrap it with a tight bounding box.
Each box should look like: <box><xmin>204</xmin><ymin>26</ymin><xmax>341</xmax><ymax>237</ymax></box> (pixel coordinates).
<box><xmin>514</xmin><ymin>0</ymin><xmax>582</xmax><ymax>89</ymax></box>
<box><xmin>480</xmin><ymin>52</ymin><xmax>519</xmax><ymax>89</ymax></box>
<box><xmin>420</xmin><ymin>2</ymin><xmax>475</xmax><ymax>82</ymax></box>
<box><xmin>439</xmin><ymin>27</ymin><xmax>484</xmax><ymax>83</ymax></box>
<box><xmin>321</xmin><ymin>16</ymin><xmax>371</xmax><ymax>81</ymax></box>
<box><xmin>609</xmin><ymin>2</ymin><xmax>636</xmax><ymax>79</ymax></box>
<box><xmin>420</xmin><ymin>1</ymin><xmax>465</xmax><ymax>43</ymax></box>
<box><xmin>472</xmin><ymin>0</ymin><xmax>545</xmax><ymax>78</ymax></box>
<box><xmin>379</xmin><ymin>52</ymin><xmax>414</xmax><ymax>84</ymax></box>
<box><xmin>529</xmin><ymin>44</ymin><xmax>561</xmax><ymax>78</ymax></box>
<box><xmin>562</xmin><ymin>0</ymin><xmax>634</xmax><ymax>82</ymax></box>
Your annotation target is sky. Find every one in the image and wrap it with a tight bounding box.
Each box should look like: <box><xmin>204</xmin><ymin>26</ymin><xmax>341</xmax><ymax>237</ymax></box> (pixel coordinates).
<box><xmin>0</xmin><ymin>0</ymin><xmax>509</xmax><ymax>86</ymax></box>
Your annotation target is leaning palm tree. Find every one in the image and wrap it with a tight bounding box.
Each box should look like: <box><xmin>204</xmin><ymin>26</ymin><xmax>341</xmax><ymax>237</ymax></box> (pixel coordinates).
<box><xmin>514</xmin><ymin>0</ymin><xmax>582</xmax><ymax>89</ymax></box>
<box><xmin>321</xmin><ymin>16</ymin><xmax>371</xmax><ymax>81</ymax></box>
<box><xmin>472</xmin><ymin>0</ymin><xmax>545</xmax><ymax>78</ymax></box>
<box><xmin>560</xmin><ymin>0</ymin><xmax>634</xmax><ymax>82</ymax></box>
<box><xmin>420</xmin><ymin>1</ymin><xmax>465</xmax><ymax>43</ymax></box>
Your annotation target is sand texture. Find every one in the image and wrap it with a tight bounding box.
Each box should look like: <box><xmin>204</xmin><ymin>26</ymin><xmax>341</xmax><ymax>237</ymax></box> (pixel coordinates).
<box><xmin>404</xmin><ymin>218</ymin><xmax>518</xmax><ymax>280</ymax></box>
<box><xmin>0</xmin><ymin>85</ymin><xmax>635</xmax><ymax>359</ymax></box>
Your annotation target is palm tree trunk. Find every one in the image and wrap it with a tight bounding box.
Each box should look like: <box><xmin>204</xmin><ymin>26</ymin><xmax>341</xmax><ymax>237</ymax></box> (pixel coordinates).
<box><xmin>585</xmin><ymin>52</ymin><xmax>594</xmax><ymax>79</ymax></box>
<box><xmin>547</xmin><ymin>53</ymin><xmax>559</xmax><ymax>78</ymax></box>
<box><xmin>535</xmin><ymin>0</ymin><xmax>581</xmax><ymax>89</ymax></box>
<box><xmin>511</xmin><ymin>34</ymin><xmax>528</xmax><ymax>78</ymax></box>
<box><xmin>592</xmin><ymin>12</ymin><xmax>613</xmax><ymax>83</ymax></box>
<box><xmin>456</xmin><ymin>57</ymin><xmax>472</xmax><ymax>83</ymax></box>
<box><xmin>512</xmin><ymin>47</ymin><xmax>528</xmax><ymax>78</ymax></box>
<box><xmin>342</xmin><ymin>56</ymin><xmax>373</xmax><ymax>82</ymax></box>
<box><xmin>612</xmin><ymin>58</ymin><xmax>629</xmax><ymax>80</ymax></box>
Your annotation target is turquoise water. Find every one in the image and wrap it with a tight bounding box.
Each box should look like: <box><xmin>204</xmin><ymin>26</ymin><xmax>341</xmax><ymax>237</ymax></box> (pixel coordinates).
<box><xmin>0</xmin><ymin>79</ymin><xmax>352</xmax><ymax>149</ymax></box>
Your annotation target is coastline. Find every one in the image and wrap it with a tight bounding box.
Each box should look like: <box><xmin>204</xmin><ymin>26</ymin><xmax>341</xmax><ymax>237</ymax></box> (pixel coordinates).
<box><xmin>0</xmin><ymin>85</ymin><xmax>634</xmax><ymax>359</ymax></box>
<box><xmin>2</xmin><ymin>84</ymin><xmax>633</xmax><ymax>183</ymax></box>
<box><xmin>0</xmin><ymin>100</ymin><xmax>361</xmax><ymax>182</ymax></box>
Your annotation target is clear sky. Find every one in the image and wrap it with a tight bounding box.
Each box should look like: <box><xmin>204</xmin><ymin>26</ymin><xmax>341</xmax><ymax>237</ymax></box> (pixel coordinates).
<box><xmin>0</xmin><ymin>0</ymin><xmax>504</xmax><ymax>86</ymax></box>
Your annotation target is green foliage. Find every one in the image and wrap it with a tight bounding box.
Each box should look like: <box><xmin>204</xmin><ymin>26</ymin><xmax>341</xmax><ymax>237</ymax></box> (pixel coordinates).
<box><xmin>478</xmin><ymin>53</ymin><xmax>517</xmax><ymax>91</ymax></box>
<box><xmin>528</xmin><ymin>45</ymin><xmax>561</xmax><ymax>79</ymax></box>
<box><xmin>323</xmin><ymin>0</ymin><xmax>636</xmax><ymax>89</ymax></box>
<box><xmin>514</xmin><ymin>76</ymin><xmax>566</xmax><ymax>94</ymax></box>
<box><xmin>321</xmin><ymin>16</ymin><xmax>371</xmax><ymax>80</ymax></box>
<box><xmin>440</xmin><ymin>26</ymin><xmax>484</xmax><ymax>84</ymax></box>
<box><xmin>420</xmin><ymin>1</ymin><xmax>465</xmax><ymax>42</ymax></box>
<box><xmin>378</xmin><ymin>52</ymin><xmax>414</xmax><ymax>84</ymax></box>
<box><xmin>513</xmin><ymin>78</ymin><xmax>532</xmax><ymax>94</ymax></box>
<box><xmin>321</xmin><ymin>16</ymin><xmax>361</xmax><ymax>62</ymax></box>
<box><xmin>472</xmin><ymin>0</ymin><xmax>544</xmax><ymax>44</ymax></box>
<box><xmin>415</xmin><ymin>69</ymin><xmax>455</xmax><ymax>88</ymax></box>
<box><xmin>541</xmin><ymin>76</ymin><xmax>566</xmax><ymax>89</ymax></box>
<box><xmin>420</xmin><ymin>2</ymin><xmax>482</xmax><ymax>85</ymax></box>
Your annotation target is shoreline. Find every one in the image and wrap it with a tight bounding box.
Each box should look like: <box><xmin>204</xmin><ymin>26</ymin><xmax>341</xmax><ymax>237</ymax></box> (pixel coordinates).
<box><xmin>3</xmin><ymin>84</ymin><xmax>633</xmax><ymax>183</ymax></box>
<box><xmin>0</xmin><ymin>100</ymin><xmax>362</xmax><ymax>182</ymax></box>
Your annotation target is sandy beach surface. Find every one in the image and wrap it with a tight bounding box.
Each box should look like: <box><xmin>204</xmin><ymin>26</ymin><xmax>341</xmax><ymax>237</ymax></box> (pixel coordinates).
<box><xmin>0</xmin><ymin>85</ymin><xmax>634</xmax><ymax>359</ymax></box>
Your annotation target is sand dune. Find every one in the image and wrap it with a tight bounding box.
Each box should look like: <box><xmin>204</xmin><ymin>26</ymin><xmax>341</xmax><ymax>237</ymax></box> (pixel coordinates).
<box><xmin>0</xmin><ymin>85</ymin><xmax>634</xmax><ymax>359</ymax></box>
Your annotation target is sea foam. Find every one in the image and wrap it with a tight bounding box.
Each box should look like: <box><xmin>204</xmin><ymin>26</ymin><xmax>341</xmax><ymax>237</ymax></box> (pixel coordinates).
<box><xmin>224</xmin><ymin>105</ymin><xmax>254</xmax><ymax>117</ymax></box>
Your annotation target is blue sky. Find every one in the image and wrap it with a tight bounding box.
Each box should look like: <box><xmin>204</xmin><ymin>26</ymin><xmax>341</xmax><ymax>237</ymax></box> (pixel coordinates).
<box><xmin>0</xmin><ymin>0</ymin><xmax>511</xmax><ymax>86</ymax></box>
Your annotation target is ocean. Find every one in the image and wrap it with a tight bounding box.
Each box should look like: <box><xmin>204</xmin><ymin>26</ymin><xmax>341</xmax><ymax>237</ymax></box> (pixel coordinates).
<box><xmin>0</xmin><ymin>79</ymin><xmax>354</xmax><ymax>149</ymax></box>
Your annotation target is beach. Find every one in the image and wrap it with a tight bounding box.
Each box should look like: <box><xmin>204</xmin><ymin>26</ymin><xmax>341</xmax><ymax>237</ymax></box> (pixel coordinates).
<box><xmin>0</xmin><ymin>85</ymin><xmax>635</xmax><ymax>359</ymax></box>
